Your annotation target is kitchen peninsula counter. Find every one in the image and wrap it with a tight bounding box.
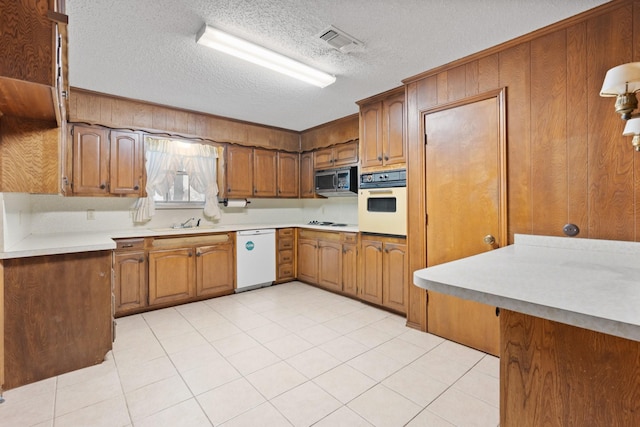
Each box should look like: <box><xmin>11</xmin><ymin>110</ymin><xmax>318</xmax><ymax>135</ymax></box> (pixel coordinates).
<box><xmin>413</xmin><ymin>234</ymin><xmax>640</xmax><ymax>426</ymax></box>
<box><xmin>0</xmin><ymin>223</ymin><xmax>359</xmax><ymax>259</ymax></box>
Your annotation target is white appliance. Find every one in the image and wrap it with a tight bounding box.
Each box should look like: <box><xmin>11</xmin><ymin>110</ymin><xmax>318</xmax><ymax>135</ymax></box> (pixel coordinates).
<box><xmin>236</xmin><ymin>229</ymin><xmax>276</xmax><ymax>292</ymax></box>
<box><xmin>358</xmin><ymin>169</ymin><xmax>407</xmax><ymax>236</ymax></box>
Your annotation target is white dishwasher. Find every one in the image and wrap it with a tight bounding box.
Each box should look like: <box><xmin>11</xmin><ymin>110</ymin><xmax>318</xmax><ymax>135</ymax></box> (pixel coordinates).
<box><xmin>236</xmin><ymin>229</ymin><xmax>276</xmax><ymax>292</ymax></box>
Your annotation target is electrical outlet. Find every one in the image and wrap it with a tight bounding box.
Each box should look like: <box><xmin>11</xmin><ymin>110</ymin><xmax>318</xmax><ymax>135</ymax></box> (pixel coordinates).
<box><xmin>87</xmin><ymin>209</ymin><xmax>95</xmax><ymax>220</ymax></box>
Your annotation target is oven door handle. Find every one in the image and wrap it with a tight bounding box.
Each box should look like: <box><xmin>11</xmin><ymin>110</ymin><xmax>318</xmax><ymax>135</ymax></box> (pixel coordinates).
<box><xmin>367</xmin><ymin>189</ymin><xmax>394</xmax><ymax>194</ymax></box>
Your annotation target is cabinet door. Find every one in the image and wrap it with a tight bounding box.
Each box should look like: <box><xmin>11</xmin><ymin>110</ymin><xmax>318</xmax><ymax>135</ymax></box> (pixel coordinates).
<box><xmin>110</xmin><ymin>130</ymin><xmax>144</xmax><ymax>195</ymax></box>
<box><xmin>342</xmin><ymin>243</ymin><xmax>358</xmax><ymax>296</ymax></box>
<box><xmin>360</xmin><ymin>101</ymin><xmax>383</xmax><ymax>168</ymax></box>
<box><xmin>314</xmin><ymin>147</ymin><xmax>334</xmax><ymax>169</ymax></box>
<box><xmin>317</xmin><ymin>240</ymin><xmax>342</xmax><ymax>292</ymax></box>
<box><xmin>254</xmin><ymin>148</ymin><xmax>277</xmax><ymax>197</ymax></box>
<box><xmin>333</xmin><ymin>141</ymin><xmax>358</xmax><ymax>166</ymax></box>
<box><xmin>72</xmin><ymin>125</ymin><xmax>110</xmax><ymax>195</ymax></box>
<box><xmin>113</xmin><ymin>251</ymin><xmax>147</xmax><ymax>316</ymax></box>
<box><xmin>382</xmin><ymin>92</ymin><xmax>406</xmax><ymax>166</ymax></box>
<box><xmin>148</xmin><ymin>248</ymin><xmax>195</xmax><ymax>305</ymax></box>
<box><xmin>359</xmin><ymin>238</ymin><xmax>383</xmax><ymax>305</ymax></box>
<box><xmin>196</xmin><ymin>243</ymin><xmax>234</xmax><ymax>297</ymax></box>
<box><xmin>277</xmin><ymin>152</ymin><xmax>299</xmax><ymax>198</ymax></box>
<box><xmin>225</xmin><ymin>145</ymin><xmax>254</xmax><ymax>197</ymax></box>
<box><xmin>299</xmin><ymin>152</ymin><xmax>315</xmax><ymax>198</ymax></box>
<box><xmin>382</xmin><ymin>242</ymin><xmax>407</xmax><ymax>313</ymax></box>
<box><xmin>297</xmin><ymin>238</ymin><xmax>318</xmax><ymax>284</ymax></box>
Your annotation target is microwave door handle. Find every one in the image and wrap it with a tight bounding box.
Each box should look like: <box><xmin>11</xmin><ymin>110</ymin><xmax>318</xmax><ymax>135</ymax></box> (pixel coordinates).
<box><xmin>333</xmin><ymin>173</ymin><xmax>337</xmax><ymax>188</ymax></box>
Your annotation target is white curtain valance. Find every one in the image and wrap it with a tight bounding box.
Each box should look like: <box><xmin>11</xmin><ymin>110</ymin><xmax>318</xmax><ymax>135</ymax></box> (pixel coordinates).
<box><xmin>133</xmin><ymin>137</ymin><xmax>222</xmax><ymax>223</ymax></box>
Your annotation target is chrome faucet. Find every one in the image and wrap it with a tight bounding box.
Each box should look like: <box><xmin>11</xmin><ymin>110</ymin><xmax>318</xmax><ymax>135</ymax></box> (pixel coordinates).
<box><xmin>180</xmin><ymin>217</ymin><xmax>195</xmax><ymax>228</ymax></box>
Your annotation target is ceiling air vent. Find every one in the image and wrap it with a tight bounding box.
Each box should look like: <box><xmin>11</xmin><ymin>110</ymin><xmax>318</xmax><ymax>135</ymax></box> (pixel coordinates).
<box><xmin>318</xmin><ymin>25</ymin><xmax>363</xmax><ymax>53</ymax></box>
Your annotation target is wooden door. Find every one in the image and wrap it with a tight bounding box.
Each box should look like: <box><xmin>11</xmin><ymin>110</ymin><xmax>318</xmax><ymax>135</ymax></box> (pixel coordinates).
<box><xmin>383</xmin><ymin>92</ymin><xmax>406</xmax><ymax>166</ymax></box>
<box><xmin>225</xmin><ymin>145</ymin><xmax>253</xmax><ymax>197</ymax></box>
<box><xmin>113</xmin><ymin>251</ymin><xmax>147</xmax><ymax>316</ymax></box>
<box><xmin>333</xmin><ymin>141</ymin><xmax>359</xmax><ymax>166</ymax></box>
<box><xmin>342</xmin><ymin>243</ymin><xmax>358</xmax><ymax>296</ymax></box>
<box><xmin>359</xmin><ymin>237</ymin><xmax>383</xmax><ymax>305</ymax></box>
<box><xmin>148</xmin><ymin>248</ymin><xmax>195</xmax><ymax>305</ymax></box>
<box><xmin>196</xmin><ymin>243</ymin><xmax>234</xmax><ymax>297</ymax></box>
<box><xmin>317</xmin><ymin>240</ymin><xmax>342</xmax><ymax>292</ymax></box>
<box><xmin>110</xmin><ymin>130</ymin><xmax>143</xmax><ymax>195</ymax></box>
<box><xmin>382</xmin><ymin>242</ymin><xmax>407</xmax><ymax>314</ymax></box>
<box><xmin>297</xmin><ymin>238</ymin><xmax>318</xmax><ymax>284</ymax></box>
<box><xmin>277</xmin><ymin>152</ymin><xmax>299</xmax><ymax>197</ymax></box>
<box><xmin>72</xmin><ymin>125</ymin><xmax>109</xmax><ymax>195</ymax></box>
<box><xmin>360</xmin><ymin>101</ymin><xmax>383</xmax><ymax>168</ymax></box>
<box><xmin>299</xmin><ymin>152</ymin><xmax>315</xmax><ymax>198</ymax></box>
<box><xmin>253</xmin><ymin>148</ymin><xmax>277</xmax><ymax>197</ymax></box>
<box><xmin>424</xmin><ymin>91</ymin><xmax>506</xmax><ymax>356</ymax></box>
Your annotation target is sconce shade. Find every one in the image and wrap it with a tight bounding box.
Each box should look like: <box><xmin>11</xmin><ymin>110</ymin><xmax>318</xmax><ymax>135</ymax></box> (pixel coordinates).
<box><xmin>622</xmin><ymin>117</ymin><xmax>640</xmax><ymax>136</ymax></box>
<box><xmin>600</xmin><ymin>62</ymin><xmax>640</xmax><ymax>96</ymax></box>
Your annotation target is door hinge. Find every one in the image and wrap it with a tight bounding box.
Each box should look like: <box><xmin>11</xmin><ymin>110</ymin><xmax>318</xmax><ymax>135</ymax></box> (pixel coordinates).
<box><xmin>426</xmin><ymin>291</ymin><xmax>429</xmax><ymax>303</ymax></box>
<box><xmin>424</xmin><ymin>132</ymin><xmax>428</xmax><ymax>145</ymax></box>
<box><xmin>70</xmin><ymin>126</ymin><xmax>74</xmax><ymax>136</ymax></box>
<box><xmin>425</xmin><ymin>213</ymin><xmax>428</xmax><ymax>225</ymax></box>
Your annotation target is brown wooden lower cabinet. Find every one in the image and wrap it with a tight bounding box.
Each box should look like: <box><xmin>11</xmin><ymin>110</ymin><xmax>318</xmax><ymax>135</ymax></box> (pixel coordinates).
<box><xmin>2</xmin><ymin>251</ymin><xmax>112</xmax><ymax>390</ymax></box>
<box><xmin>275</xmin><ymin>228</ymin><xmax>295</xmax><ymax>283</ymax></box>
<box><xmin>341</xmin><ymin>242</ymin><xmax>358</xmax><ymax>296</ymax></box>
<box><xmin>359</xmin><ymin>234</ymin><xmax>407</xmax><ymax>314</ymax></box>
<box><xmin>196</xmin><ymin>242</ymin><xmax>235</xmax><ymax>296</ymax></box>
<box><xmin>317</xmin><ymin>240</ymin><xmax>342</xmax><ymax>292</ymax></box>
<box><xmin>113</xmin><ymin>238</ymin><xmax>147</xmax><ymax>317</ymax></box>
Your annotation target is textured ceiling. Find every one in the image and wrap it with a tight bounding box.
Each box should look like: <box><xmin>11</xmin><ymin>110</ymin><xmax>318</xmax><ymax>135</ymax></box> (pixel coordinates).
<box><xmin>66</xmin><ymin>0</ymin><xmax>609</xmax><ymax>132</ymax></box>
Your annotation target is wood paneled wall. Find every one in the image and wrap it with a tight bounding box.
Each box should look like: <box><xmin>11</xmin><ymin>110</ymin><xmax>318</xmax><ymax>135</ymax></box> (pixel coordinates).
<box><xmin>300</xmin><ymin>114</ymin><xmax>359</xmax><ymax>151</ymax></box>
<box><xmin>69</xmin><ymin>88</ymin><xmax>301</xmax><ymax>152</ymax></box>
<box><xmin>404</xmin><ymin>0</ymin><xmax>640</xmax><ymax>330</ymax></box>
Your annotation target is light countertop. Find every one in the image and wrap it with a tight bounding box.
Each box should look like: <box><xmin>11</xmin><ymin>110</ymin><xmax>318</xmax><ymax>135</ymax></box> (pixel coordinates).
<box><xmin>0</xmin><ymin>223</ymin><xmax>360</xmax><ymax>259</ymax></box>
<box><xmin>413</xmin><ymin>234</ymin><xmax>640</xmax><ymax>342</ymax></box>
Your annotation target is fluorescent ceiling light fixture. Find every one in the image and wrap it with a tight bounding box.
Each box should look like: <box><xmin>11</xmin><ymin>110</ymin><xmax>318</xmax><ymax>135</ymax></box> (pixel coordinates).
<box><xmin>196</xmin><ymin>24</ymin><xmax>336</xmax><ymax>88</ymax></box>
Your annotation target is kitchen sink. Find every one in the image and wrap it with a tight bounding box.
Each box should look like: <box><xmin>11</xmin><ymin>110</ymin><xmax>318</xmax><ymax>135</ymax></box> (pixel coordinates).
<box><xmin>149</xmin><ymin>225</ymin><xmax>217</xmax><ymax>232</ymax></box>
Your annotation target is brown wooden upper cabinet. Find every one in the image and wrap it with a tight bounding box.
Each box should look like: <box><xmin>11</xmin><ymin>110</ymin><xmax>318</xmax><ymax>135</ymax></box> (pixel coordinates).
<box><xmin>314</xmin><ymin>141</ymin><xmax>358</xmax><ymax>169</ymax></box>
<box><xmin>0</xmin><ymin>0</ymin><xmax>68</xmax><ymax>124</ymax></box>
<box><xmin>359</xmin><ymin>89</ymin><xmax>406</xmax><ymax>170</ymax></box>
<box><xmin>224</xmin><ymin>145</ymin><xmax>299</xmax><ymax>199</ymax></box>
<box><xmin>70</xmin><ymin>125</ymin><xmax>144</xmax><ymax>196</ymax></box>
<box><xmin>299</xmin><ymin>151</ymin><xmax>315</xmax><ymax>199</ymax></box>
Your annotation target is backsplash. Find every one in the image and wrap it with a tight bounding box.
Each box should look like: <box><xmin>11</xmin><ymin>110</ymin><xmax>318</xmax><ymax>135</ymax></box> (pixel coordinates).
<box><xmin>0</xmin><ymin>193</ymin><xmax>358</xmax><ymax>250</ymax></box>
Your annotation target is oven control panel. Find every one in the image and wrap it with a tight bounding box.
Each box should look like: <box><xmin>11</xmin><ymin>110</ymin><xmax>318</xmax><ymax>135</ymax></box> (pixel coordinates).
<box><xmin>360</xmin><ymin>169</ymin><xmax>406</xmax><ymax>188</ymax></box>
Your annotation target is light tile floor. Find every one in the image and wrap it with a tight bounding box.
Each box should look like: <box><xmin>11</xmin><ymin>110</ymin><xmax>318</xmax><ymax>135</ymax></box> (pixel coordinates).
<box><xmin>0</xmin><ymin>281</ymin><xmax>499</xmax><ymax>427</ymax></box>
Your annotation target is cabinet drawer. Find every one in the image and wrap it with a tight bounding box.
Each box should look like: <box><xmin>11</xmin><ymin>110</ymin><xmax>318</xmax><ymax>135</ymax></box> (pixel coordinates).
<box><xmin>278</xmin><ymin>238</ymin><xmax>294</xmax><ymax>250</ymax></box>
<box><xmin>278</xmin><ymin>264</ymin><xmax>294</xmax><ymax>279</ymax></box>
<box><xmin>278</xmin><ymin>228</ymin><xmax>294</xmax><ymax>237</ymax></box>
<box><xmin>342</xmin><ymin>233</ymin><xmax>358</xmax><ymax>244</ymax></box>
<box><xmin>278</xmin><ymin>249</ymin><xmax>293</xmax><ymax>264</ymax></box>
<box><xmin>115</xmin><ymin>238</ymin><xmax>145</xmax><ymax>250</ymax></box>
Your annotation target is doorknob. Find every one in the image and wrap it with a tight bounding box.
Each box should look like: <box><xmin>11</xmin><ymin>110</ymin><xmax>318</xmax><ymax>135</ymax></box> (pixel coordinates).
<box><xmin>483</xmin><ymin>234</ymin><xmax>496</xmax><ymax>245</ymax></box>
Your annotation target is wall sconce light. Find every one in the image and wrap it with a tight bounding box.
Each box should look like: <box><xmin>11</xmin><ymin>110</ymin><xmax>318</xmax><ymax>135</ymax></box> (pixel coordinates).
<box><xmin>600</xmin><ymin>62</ymin><xmax>640</xmax><ymax>150</ymax></box>
<box><xmin>196</xmin><ymin>25</ymin><xmax>336</xmax><ymax>88</ymax></box>
<box><xmin>623</xmin><ymin>117</ymin><xmax>640</xmax><ymax>151</ymax></box>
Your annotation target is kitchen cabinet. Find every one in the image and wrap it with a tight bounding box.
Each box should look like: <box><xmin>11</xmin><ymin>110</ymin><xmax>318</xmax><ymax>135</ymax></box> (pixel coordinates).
<box><xmin>297</xmin><ymin>230</ymin><xmax>358</xmax><ymax>295</ymax></box>
<box><xmin>224</xmin><ymin>145</ymin><xmax>297</xmax><ymax>199</ymax></box>
<box><xmin>113</xmin><ymin>238</ymin><xmax>147</xmax><ymax>317</ymax></box>
<box><xmin>299</xmin><ymin>151</ymin><xmax>316</xmax><ymax>198</ymax></box>
<box><xmin>148</xmin><ymin>234</ymin><xmax>234</xmax><ymax>307</ymax></box>
<box><xmin>277</xmin><ymin>152</ymin><xmax>299</xmax><ymax>197</ymax></box>
<box><xmin>359</xmin><ymin>234</ymin><xmax>407</xmax><ymax>313</ymax></box>
<box><xmin>358</xmin><ymin>88</ymin><xmax>406</xmax><ymax>170</ymax></box>
<box><xmin>314</xmin><ymin>141</ymin><xmax>359</xmax><ymax>169</ymax></box>
<box><xmin>224</xmin><ymin>145</ymin><xmax>254</xmax><ymax>198</ymax></box>
<box><xmin>253</xmin><ymin>148</ymin><xmax>277</xmax><ymax>197</ymax></box>
<box><xmin>70</xmin><ymin>124</ymin><xmax>143</xmax><ymax>196</ymax></box>
<box><xmin>276</xmin><ymin>228</ymin><xmax>296</xmax><ymax>283</ymax></box>
<box><xmin>341</xmin><ymin>234</ymin><xmax>359</xmax><ymax>297</ymax></box>
<box><xmin>0</xmin><ymin>0</ymin><xmax>68</xmax><ymax>124</ymax></box>
<box><xmin>2</xmin><ymin>251</ymin><xmax>112</xmax><ymax>390</ymax></box>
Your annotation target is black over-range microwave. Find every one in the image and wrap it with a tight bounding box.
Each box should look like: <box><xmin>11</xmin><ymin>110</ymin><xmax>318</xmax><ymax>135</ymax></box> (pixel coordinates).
<box><xmin>314</xmin><ymin>166</ymin><xmax>358</xmax><ymax>197</ymax></box>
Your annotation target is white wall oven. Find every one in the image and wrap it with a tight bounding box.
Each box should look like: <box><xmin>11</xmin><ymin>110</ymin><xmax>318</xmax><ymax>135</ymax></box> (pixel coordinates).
<box><xmin>358</xmin><ymin>169</ymin><xmax>407</xmax><ymax>236</ymax></box>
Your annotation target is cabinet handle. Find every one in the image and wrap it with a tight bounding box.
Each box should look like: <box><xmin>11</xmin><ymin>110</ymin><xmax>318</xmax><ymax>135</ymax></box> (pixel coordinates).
<box><xmin>188</xmin><ymin>251</ymin><xmax>193</xmax><ymax>257</ymax></box>
<box><xmin>100</xmin><ymin>183</ymin><xmax>106</xmax><ymax>190</ymax></box>
<box><xmin>138</xmin><ymin>257</ymin><xmax>144</xmax><ymax>263</ymax></box>
<box><xmin>134</xmin><ymin>185</ymin><xmax>140</xmax><ymax>191</ymax></box>
<box><xmin>122</xmin><ymin>244</ymin><xmax>133</xmax><ymax>248</ymax></box>
<box><xmin>377</xmin><ymin>156</ymin><xmax>382</xmax><ymax>161</ymax></box>
<box><xmin>384</xmin><ymin>154</ymin><xmax>389</xmax><ymax>161</ymax></box>
<box><xmin>228</xmin><ymin>187</ymin><xmax>232</xmax><ymax>192</ymax></box>
<box><xmin>385</xmin><ymin>248</ymin><xmax>389</xmax><ymax>253</ymax></box>
<box><xmin>254</xmin><ymin>187</ymin><xmax>258</xmax><ymax>193</ymax></box>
